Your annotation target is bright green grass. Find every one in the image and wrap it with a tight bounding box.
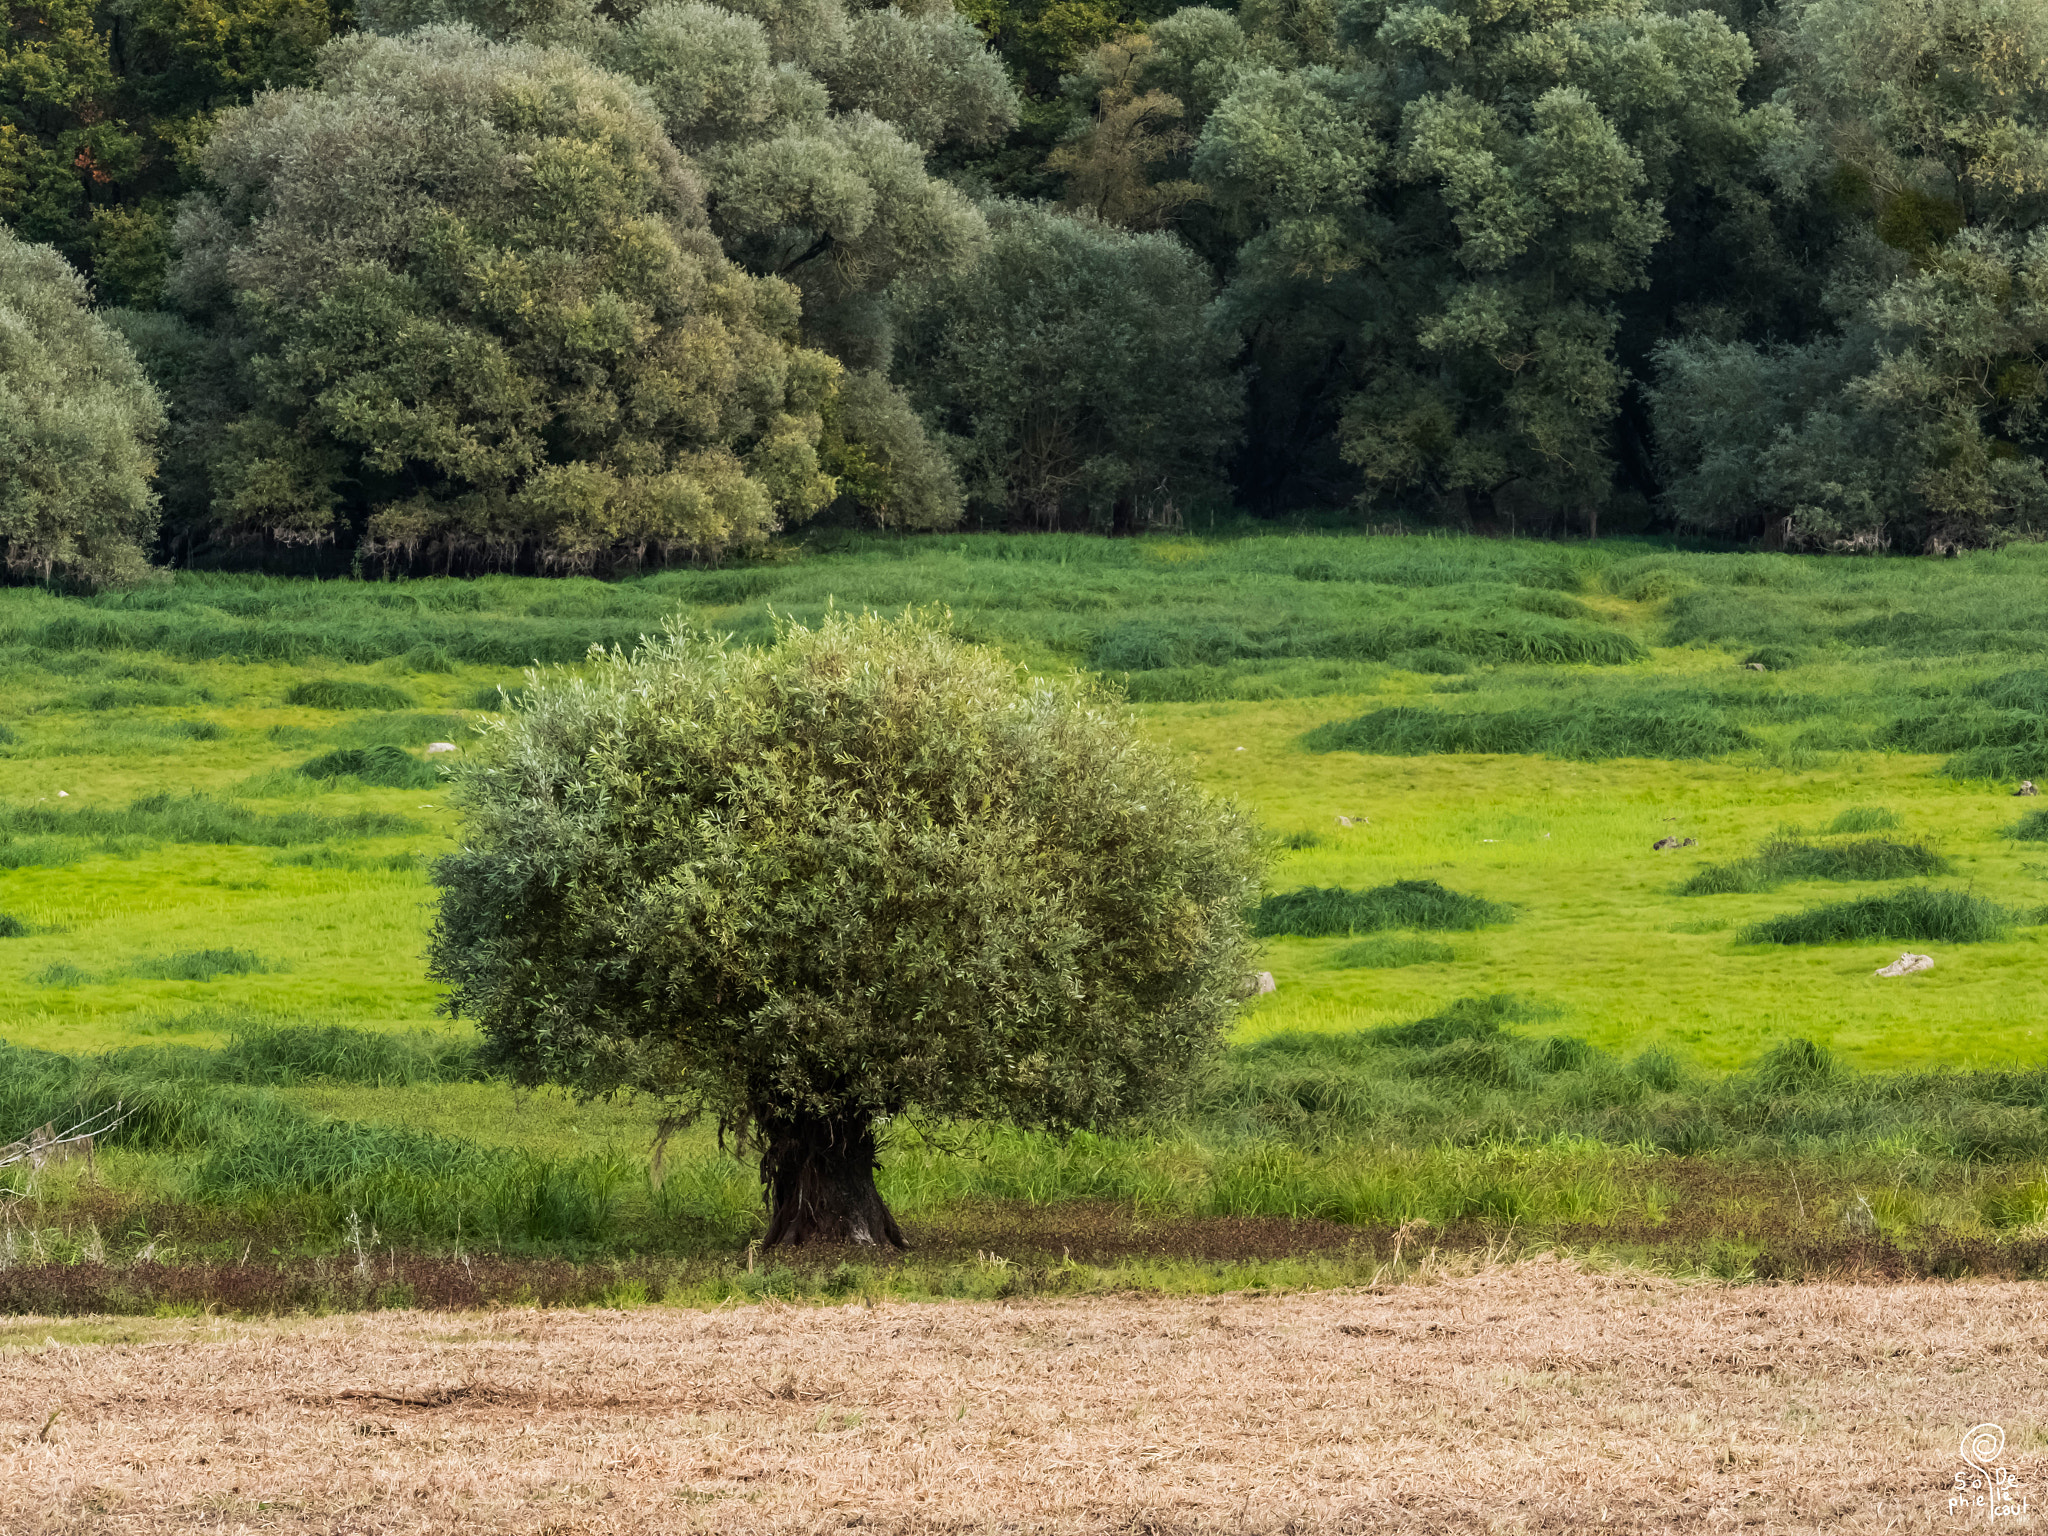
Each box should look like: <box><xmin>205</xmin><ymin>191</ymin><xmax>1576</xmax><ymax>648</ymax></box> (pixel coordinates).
<box><xmin>5</xmin><ymin>535</ymin><xmax>2048</xmax><ymax>1072</ymax></box>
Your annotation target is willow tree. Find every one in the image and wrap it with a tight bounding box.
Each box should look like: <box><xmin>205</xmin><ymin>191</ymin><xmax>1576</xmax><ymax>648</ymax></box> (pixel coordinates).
<box><xmin>428</xmin><ymin>613</ymin><xmax>1262</xmax><ymax>1246</ymax></box>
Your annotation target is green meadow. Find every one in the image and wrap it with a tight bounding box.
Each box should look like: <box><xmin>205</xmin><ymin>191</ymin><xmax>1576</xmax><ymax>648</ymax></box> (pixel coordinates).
<box><xmin>6</xmin><ymin>531</ymin><xmax>2048</xmax><ymax>1308</ymax></box>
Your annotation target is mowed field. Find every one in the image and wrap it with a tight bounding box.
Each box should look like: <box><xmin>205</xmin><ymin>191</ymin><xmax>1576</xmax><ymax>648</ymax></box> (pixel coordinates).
<box><xmin>4</xmin><ymin>1262</ymin><xmax>2045</xmax><ymax>1533</ymax></box>
<box><xmin>4</xmin><ymin>532</ymin><xmax>2048</xmax><ymax>1296</ymax></box>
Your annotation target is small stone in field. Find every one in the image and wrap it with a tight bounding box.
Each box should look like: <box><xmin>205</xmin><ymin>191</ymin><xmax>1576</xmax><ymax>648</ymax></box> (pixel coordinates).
<box><xmin>2016</xmin><ymin>780</ymin><xmax>2038</xmax><ymax>796</ymax></box>
<box><xmin>425</xmin><ymin>742</ymin><xmax>458</xmax><ymax>754</ymax></box>
<box><xmin>1652</xmin><ymin>836</ymin><xmax>1697</xmax><ymax>850</ymax></box>
<box><xmin>1875</xmin><ymin>952</ymin><xmax>1934</xmax><ymax>977</ymax></box>
<box><xmin>1252</xmin><ymin>972</ymin><xmax>1276</xmax><ymax>996</ymax></box>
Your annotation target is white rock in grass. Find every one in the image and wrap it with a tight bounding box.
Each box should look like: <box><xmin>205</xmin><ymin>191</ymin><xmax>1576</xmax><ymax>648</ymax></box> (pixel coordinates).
<box><xmin>1252</xmin><ymin>972</ymin><xmax>1277</xmax><ymax>996</ymax></box>
<box><xmin>425</xmin><ymin>742</ymin><xmax>459</xmax><ymax>754</ymax></box>
<box><xmin>1875</xmin><ymin>952</ymin><xmax>1934</xmax><ymax>977</ymax></box>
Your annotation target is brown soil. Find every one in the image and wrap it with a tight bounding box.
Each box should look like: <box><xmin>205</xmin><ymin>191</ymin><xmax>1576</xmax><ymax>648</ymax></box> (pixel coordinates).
<box><xmin>4</xmin><ymin>1257</ymin><xmax>2046</xmax><ymax>1533</ymax></box>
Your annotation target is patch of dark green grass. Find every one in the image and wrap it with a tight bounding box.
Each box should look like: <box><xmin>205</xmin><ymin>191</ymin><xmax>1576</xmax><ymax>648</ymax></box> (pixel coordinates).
<box><xmin>1302</xmin><ymin>697</ymin><xmax>1753</xmax><ymax>761</ymax></box>
<box><xmin>1826</xmin><ymin>806</ymin><xmax>1899</xmax><ymax>834</ymax></box>
<box><xmin>129</xmin><ymin>949</ymin><xmax>274</xmax><ymax>982</ymax></box>
<box><xmin>270</xmin><ymin>848</ymin><xmax>421</xmax><ymax>872</ymax></box>
<box><xmin>1328</xmin><ymin>935</ymin><xmax>1457</xmax><ymax>968</ymax></box>
<box><xmin>1740</xmin><ymin>888</ymin><xmax>2023</xmax><ymax>945</ymax></box>
<box><xmin>1681</xmin><ymin>837</ymin><xmax>1948</xmax><ymax>895</ymax></box>
<box><xmin>284</xmin><ymin>679</ymin><xmax>416</xmax><ymax>710</ymax></box>
<box><xmin>0</xmin><ymin>793</ymin><xmax>422</xmax><ymax>868</ymax></box>
<box><xmin>1941</xmin><ymin>745</ymin><xmax>2048</xmax><ymax>782</ymax></box>
<box><xmin>31</xmin><ymin>963</ymin><xmax>90</xmax><ymax>988</ymax></box>
<box><xmin>297</xmin><ymin>745</ymin><xmax>441</xmax><ymax>789</ymax></box>
<box><xmin>1090</xmin><ymin>612</ymin><xmax>1643</xmax><ymax>673</ymax></box>
<box><xmin>211</xmin><ymin>1024</ymin><xmax>481</xmax><ymax>1087</ymax></box>
<box><xmin>0</xmin><ymin>914</ymin><xmax>28</xmax><ymax>938</ymax></box>
<box><xmin>464</xmin><ymin>682</ymin><xmax>528</xmax><ymax>711</ymax></box>
<box><xmin>1253</xmin><ymin>881</ymin><xmax>1514</xmax><ymax>937</ymax></box>
<box><xmin>2004</xmin><ymin>810</ymin><xmax>2048</xmax><ymax>842</ymax></box>
<box><xmin>330</xmin><ymin>712</ymin><xmax>466</xmax><ymax>748</ymax></box>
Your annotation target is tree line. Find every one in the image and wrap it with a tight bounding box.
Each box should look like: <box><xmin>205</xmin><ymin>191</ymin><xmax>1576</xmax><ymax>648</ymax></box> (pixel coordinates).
<box><xmin>5</xmin><ymin>0</ymin><xmax>2047</xmax><ymax>581</ymax></box>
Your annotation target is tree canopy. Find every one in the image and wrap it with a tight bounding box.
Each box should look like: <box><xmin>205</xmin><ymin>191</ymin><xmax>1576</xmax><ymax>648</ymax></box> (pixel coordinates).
<box><xmin>429</xmin><ymin>611</ymin><xmax>1263</xmax><ymax>1244</ymax></box>
<box><xmin>14</xmin><ymin>0</ymin><xmax>2048</xmax><ymax>568</ymax></box>
<box><xmin>0</xmin><ymin>225</ymin><xmax>163</xmax><ymax>586</ymax></box>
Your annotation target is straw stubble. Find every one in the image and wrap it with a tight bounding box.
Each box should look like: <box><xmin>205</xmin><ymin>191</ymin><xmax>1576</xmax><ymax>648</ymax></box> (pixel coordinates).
<box><xmin>1</xmin><ymin>1259</ymin><xmax>2042</xmax><ymax>1533</ymax></box>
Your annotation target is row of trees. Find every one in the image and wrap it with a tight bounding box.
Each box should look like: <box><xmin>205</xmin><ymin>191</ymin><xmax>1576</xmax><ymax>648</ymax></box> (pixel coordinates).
<box><xmin>7</xmin><ymin>0</ymin><xmax>2048</xmax><ymax>579</ymax></box>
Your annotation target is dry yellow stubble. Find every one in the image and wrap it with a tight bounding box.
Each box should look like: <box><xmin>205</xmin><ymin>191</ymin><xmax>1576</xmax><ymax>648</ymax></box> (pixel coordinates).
<box><xmin>1</xmin><ymin>1257</ymin><xmax>2044</xmax><ymax>1534</ymax></box>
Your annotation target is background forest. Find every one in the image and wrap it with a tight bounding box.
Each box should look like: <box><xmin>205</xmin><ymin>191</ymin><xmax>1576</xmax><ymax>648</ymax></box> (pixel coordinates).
<box><xmin>8</xmin><ymin>0</ymin><xmax>2048</xmax><ymax>581</ymax></box>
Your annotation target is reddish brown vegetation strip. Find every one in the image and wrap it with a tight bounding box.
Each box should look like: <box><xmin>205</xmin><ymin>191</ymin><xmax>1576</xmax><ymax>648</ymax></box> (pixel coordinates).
<box><xmin>3</xmin><ymin>1259</ymin><xmax>2047</xmax><ymax>1533</ymax></box>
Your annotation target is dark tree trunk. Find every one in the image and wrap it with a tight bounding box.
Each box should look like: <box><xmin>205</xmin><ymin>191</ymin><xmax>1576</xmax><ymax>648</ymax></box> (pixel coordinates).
<box><xmin>758</xmin><ymin>1111</ymin><xmax>906</xmax><ymax>1249</ymax></box>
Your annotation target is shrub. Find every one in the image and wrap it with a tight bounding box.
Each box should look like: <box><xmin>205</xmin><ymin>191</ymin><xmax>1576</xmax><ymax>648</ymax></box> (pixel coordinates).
<box><xmin>285</xmin><ymin>679</ymin><xmax>416</xmax><ymax>711</ymax></box>
<box><xmin>298</xmin><ymin>746</ymin><xmax>441</xmax><ymax>789</ymax></box>
<box><xmin>1329</xmin><ymin>935</ymin><xmax>1457</xmax><ymax>968</ymax></box>
<box><xmin>1741</xmin><ymin>888</ymin><xmax>2021</xmax><ymax>945</ymax></box>
<box><xmin>1252</xmin><ymin>880</ymin><xmax>1513</xmax><ymax>936</ymax></box>
<box><xmin>1680</xmin><ymin>838</ymin><xmax>1949</xmax><ymax>894</ymax></box>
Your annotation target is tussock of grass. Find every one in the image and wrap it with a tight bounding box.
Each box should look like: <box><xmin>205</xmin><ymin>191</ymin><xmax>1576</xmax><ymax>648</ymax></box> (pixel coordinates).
<box><xmin>1328</xmin><ymin>936</ymin><xmax>1456</xmax><ymax>968</ymax></box>
<box><xmin>210</xmin><ymin>1024</ymin><xmax>480</xmax><ymax>1086</ymax></box>
<box><xmin>298</xmin><ymin>745</ymin><xmax>440</xmax><ymax>789</ymax></box>
<box><xmin>1090</xmin><ymin>613</ymin><xmax>1643</xmax><ymax>674</ymax></box>
<box><xmin>130</xmin><ymin>949</ymin><xmax>274</xmax><ymax>982</ymax></box>
<box><xmin>330</xmin><ymin>712</ymin><xmax>466</xmax><ymax>748</ymax></box>
<box><xmin>1826</xmin><ymin>806</ymin><xmax>1899</xmax><ymax>834</ymax></box>
<box><xmin>0</xmin><ymin>914</ymin><xmax>27</xmax><ymax>938</ymax></box>
<box><xmin>284</xmin><ymin>679</ymin><xmax>415</xmax><ymax>710</ymax></box>
<box><xmin>1740</xmin><ymin>887</ymin><xmax>2022</xmax><ymax>945</ymax></box>
<box><xmin>2005</xmin><ymin>810</ymin><xmax>2048</xmax><ymax>842</ymax></box>
<box><xmin>1253</xmin><ymin>881</ymin><xmax>1513</xmax><ymax>937</ymax></box>
<box><xmin>0</xmin><ymin>794</ymin><xmax>422</xmax><ymax>867</ymax></box>
<box><xmin>464</xmin><ymin>682</ymin><xmax>528</xmax><ymax>711</ymax></box>
<box><xmin>1680</xmin><ymin>837</ymin><xmax>1948</xmax><ymax>895</ymax></box>
<box><xmin>270</xmin><ymin>847</ymin><xmax>421</xmax><ymax>872</ymax></box>
<box><xmin>1942</xmin><ymin>745</ymin><xmax>2048</xmax><ymax>782</ymax></box>
<box><xmin>1302</xmin><ymin>698</ymin><xmax>1753</xmax><ymax>760</ymax></box>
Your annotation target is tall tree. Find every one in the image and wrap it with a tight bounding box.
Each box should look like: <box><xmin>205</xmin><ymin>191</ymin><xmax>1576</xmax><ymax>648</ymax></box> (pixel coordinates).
<box><xmin>892</xmin><ymin>199</ymin><xmax>1242</xmax><ymax>529</ymax></box>
<box><xmin>0</xmin><ymin>226</ymin><xmax>163</xmax><ymax>586</ymax></box>
<box><xmin>164</xmin><ymin>25</ymin><xmax>840</xmax><ymax>570</ymax></box>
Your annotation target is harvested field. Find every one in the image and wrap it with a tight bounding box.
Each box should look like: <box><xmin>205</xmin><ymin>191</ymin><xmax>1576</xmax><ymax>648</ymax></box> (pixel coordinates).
<box><xmin>3</xmin><ymin>1260</ymin><xmax>2044</xmax><ymax>1533</ymax></box>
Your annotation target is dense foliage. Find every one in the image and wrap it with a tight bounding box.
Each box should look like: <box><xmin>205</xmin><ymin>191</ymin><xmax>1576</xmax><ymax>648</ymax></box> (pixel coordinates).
<box><xmin>8</xmin><ymin>0</ymin><xmax>2048</xmax><ymax>574</ymax></box>
<box><xmin>428</xmin><ymin>610</ymin><xmax>1262</xmax><ymax>1243</ymax></box>
<box><xmin>0</xmin><ymin>226</ymin><xmax>163</xmax><ymax>585</ymax></box>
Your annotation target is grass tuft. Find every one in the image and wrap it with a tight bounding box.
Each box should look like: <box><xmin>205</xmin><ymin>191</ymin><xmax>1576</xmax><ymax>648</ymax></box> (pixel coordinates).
<box><xmin>129</xmin><ymin>949</ymin><xmax>274</xmax><ymax>982</ymax></box>
<box><xmin>285</xmin><ymin>679</ymin><xmax>416</xmax><ymax>711</ymax></box>
<box><xmin>1680</xmin><ymin>838</ymin><xmax>1948</xmax><ymax>895</ymax></box>
<box><xmin>1303</xmin><ymin>698</ymin><xmax>1753</xmax><ymax>761</ymax></box>
<box><xmin>1253</xmin><ymin>881</ymin><xmax>1514</xmax><ymax>936</ymax></box>
<box><xmin>0</xmin><ymin>914</ymin><xmax>28</xmax><ymax>938</ymax></box>
<box><xmin>1741</xmin><ymin>888</ymin><xmax>2022</xmax><ymax>945</ymax></box>
<box><xmin>2003</xmin><ymin>810</ymin><xmax>2048</xmax><ymax>842</ymax></box>
<box><xmin>1328</xmin><ymin>935</ymin><xmax>1457</xmax><ymax>968</ymax></box>
<box><xmin>298</xmin><ymin>745</ymin><xmax>441</xmax><ymax>789</ymax></box>
<box><xmin>1826</xmin><ymin>806</ymin><xmax>1899</xmax><ymax>834</ymax></box>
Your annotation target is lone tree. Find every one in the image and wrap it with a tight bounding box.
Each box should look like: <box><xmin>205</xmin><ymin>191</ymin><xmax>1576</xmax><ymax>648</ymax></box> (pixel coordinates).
<box><xmin>429</xmin><ymin>612</ymin><xmax>1263</xmax><ymax>1247</ymax></box>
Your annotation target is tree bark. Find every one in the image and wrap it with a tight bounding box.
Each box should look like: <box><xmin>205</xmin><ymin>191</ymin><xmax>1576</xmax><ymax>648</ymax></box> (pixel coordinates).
<box><xmin>758</xmin><ymin>1111</ymin><xmax>906</xmax><ymax>1249</ymax></box>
